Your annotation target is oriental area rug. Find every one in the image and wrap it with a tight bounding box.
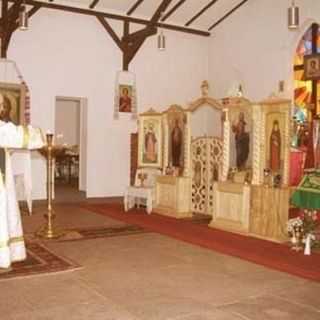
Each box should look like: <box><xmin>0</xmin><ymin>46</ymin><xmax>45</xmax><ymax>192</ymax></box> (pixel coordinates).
<box><xmin>56</xmin><ymin>225</ymin><xmax>149</xmax><ymax>242</ymax></box>
<box><xmin>0</xmin><ymin>241</ymin><xmax>82</xmax><ymax>281</ymax></box>
<box><xmin>25</xmin><ymin>225</ymin><xmax>149</xmax><ymax>243</ymax></box>
<box><xmin>84</xmin><ymin>202</ymin><xmax>320</xmax><ymax>282</ymax></box>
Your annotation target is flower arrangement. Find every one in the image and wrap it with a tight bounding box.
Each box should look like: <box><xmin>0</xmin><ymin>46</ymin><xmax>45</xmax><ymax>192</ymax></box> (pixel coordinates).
<box><xmin>287</xmin><ymin>209</ymin><xmax>320</xmax><ymax>251</ymax></box>
<box><xmin>299</xmin><ymin>210</ymin><xmax>320</xmax><ymax>235</ymax></box>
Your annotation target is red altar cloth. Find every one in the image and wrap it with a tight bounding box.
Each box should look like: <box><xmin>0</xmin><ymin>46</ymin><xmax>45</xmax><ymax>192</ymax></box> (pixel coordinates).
<box><xmin>290</xmin><ymin>149</ymin><xmax>305</xmax><ymax>186</ymax></box>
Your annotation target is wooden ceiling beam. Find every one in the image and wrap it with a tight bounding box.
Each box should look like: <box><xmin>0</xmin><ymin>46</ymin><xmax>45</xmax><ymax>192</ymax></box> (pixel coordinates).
<box><xmin>123</xmin><ymin>0</ymin><xmax>172</xmax><ymax>43</ymax></box>
<box><xmin>1</xmin><ymin>0</ymin><xmax>9</xmax><ymax>28</ymax></box>
<box><xmin>7</xmin><ymin>0</ymin><xmax>23</xmax><ymax>19</ymax></box>
<box><xmin>124</xmin><ymin>37</ymin><xmax>145</xmax><ymax>68</ymax></box>
<box><xmin>12</xmin><ymin>0</ymin><xmax>209</xmax><ymax>36</ymax></box>
<box><xmin>8</xmin><ymin>1</ymin><xmax>24</xmax><ymax>32</ymax></box>
<box><xmin>11</xmin><ymin>5</ymin><xmax>42</xmax><ymax>32</ymax></box>
<box><xmin>1</xmin><ymin>1</ymin><xmax>41</xmax><ymax>57</ymax></box>
<box><xmin>185</xmin><ymin>0</ymin><xmax>218</xmax><ymax>27</ymax></box>
<box><xmin>161</xmin><ymin>0</ymin><xmax>186</xmax><ymax>22</ymax></box>
<box><xmin>96</xmin><ymin>15</ymin><xmax>123</xmax><ymax>51</ymax></box>
<box><xmin>122</xmin><ymin>21</ymin><xmax>130</xmax><ymax>69</ymax></box>
<box><xmin>28</xmin><ymin>4</ymin><xmax>42</xmax><ymax>18</ymax></box>
<box><xmin>127</xmin><ymin>0</ymin><xmax>144</xmax><ymax>15</ymax></box>
<box><xmin>208</xmin><ymin>0</ymin><xmax>248</xmax><ymax>31</ymax></box>
<box><xmin>149</xmin><ymin>0</ymin><xmax>173</xmax><ymax>25</ymax></box>
<box><xmin>9</xmin><ymin>2</ymin><xmax>23</xmax><ymax>27</ymax></box>
<box><xmin>96</xmin><ymin>14</ymin><xmax>156</xmax><ymax>71</ymax></box>
<box><xmin>89</xmin><ymin>0</ymin><xmax>100</xmax><ymax>10</ymax></box>
<box><xmin>1</xmin><ymin>0</ymin><xmax>12</xmax><ymax>57</ymax></box>
<box><xmin>123</xmin><ymin>0</ymin><xmax>174</xmax><ymax>70</ymax></box>
<box><xmin>122</xmin><ymin>26</ymin><xmax>157</xmax><ymax>43</ymax></box>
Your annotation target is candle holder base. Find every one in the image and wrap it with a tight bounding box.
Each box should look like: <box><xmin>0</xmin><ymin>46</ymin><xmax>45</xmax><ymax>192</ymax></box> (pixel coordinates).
<box><xmin>36</xmin><ymin>226</ymin><xmax>65</xmax><ymax>239</ymax></box>
<box><xmin>35</xmin><ymin>211</ymin><xmax>65</xmax><ymax>239</ymax></box>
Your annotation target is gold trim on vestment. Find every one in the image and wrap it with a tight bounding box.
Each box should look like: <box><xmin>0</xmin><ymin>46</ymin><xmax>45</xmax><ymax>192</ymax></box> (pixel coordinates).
<box><xmin>0</xmin><ymin>236</ymin><xmax>24</xmax><ymax>249</ymax></box>
<box><xmin>22</xmin><ymin>126</ymin><xmax>29</xmax><ymax>148</ymax></box>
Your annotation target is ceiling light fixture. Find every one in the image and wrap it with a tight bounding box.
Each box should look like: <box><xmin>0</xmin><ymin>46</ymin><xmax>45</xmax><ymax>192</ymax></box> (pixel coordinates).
<box><xmin>288</xmin><ymin>0</ymin><xmax>299</xmax><ymax>30</ymax></box>
<box><xmin>19</xmin><ymin>1</ymin><xmax>29</xmax><ymax>31</ymax></box>
<box><xmin>157</xmin><ymin>13</ymin><xmax>166</xmax><ymax>51</ymax></box>
<box><xmin>157</xmin><ymin>30</ymin><xmax>165</xmax><ymax>51</ymax></box>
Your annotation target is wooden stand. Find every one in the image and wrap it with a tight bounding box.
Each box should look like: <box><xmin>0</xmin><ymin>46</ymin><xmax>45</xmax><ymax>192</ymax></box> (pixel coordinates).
<box><xmin>250</xmin><ymin>185</ymin><xmax>289</xmax><ymax>242</ymax></box>
<box><xmin>209</xmin><ymin>181</ymin><xmax>251</xmax><ymax>234</ymax></box>
<box><xmin>154</xmin><ymin>175</ymin><xmax>192</xmax><ymax>218</ymax></box>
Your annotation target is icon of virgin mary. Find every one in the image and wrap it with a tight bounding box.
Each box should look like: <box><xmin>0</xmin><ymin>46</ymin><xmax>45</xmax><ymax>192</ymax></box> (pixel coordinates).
<box><xmin>270</xmin><ymin>120</ymin><xmax>281</xmax><ymax>172</ymax></box>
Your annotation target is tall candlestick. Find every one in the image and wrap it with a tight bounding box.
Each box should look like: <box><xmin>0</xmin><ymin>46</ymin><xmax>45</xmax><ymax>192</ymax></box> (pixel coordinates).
<box><xmin>36</xmin><ymin>133</ymin><xmax>64</xmax><ymax>239</ymax></box>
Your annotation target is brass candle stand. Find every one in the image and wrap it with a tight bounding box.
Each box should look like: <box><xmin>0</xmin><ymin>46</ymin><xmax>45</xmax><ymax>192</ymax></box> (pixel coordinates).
<box><xmin>36</xmin><ymin>133</ymin><xmax>65</xmax><ymax>239</ymax></box>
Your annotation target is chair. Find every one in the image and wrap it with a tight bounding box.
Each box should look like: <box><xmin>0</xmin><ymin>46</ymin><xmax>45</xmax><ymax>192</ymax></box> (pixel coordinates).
<box><xmin>124</xmin><ymin>167</ymin><xmax>161</xmax><ymax>214</ymax></box>
<box><xmin>55</xmin><ymin>146</ymin><xmax>79</xmax><ymax>183</ymax></box>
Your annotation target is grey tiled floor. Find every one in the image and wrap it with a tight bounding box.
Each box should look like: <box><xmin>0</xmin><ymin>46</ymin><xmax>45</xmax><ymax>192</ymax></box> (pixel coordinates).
<box><xmin>1</xmin><ymin>202</ymin><xmax>320</xmax><ymax>320</ymax></box>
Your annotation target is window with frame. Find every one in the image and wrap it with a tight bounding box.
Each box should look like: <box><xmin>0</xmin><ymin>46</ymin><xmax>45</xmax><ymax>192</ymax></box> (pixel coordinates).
<box><xmin>294</xmin><ymin>23</ymin><xmax>320</xmax><ymax>121</ymax></box>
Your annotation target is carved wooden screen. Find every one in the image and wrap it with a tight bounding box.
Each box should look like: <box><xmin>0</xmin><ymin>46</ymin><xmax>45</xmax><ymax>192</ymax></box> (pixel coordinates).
<box><xmin>191</xmin><ymin>137</ymin><xmax>223</xmax><ymax>215</ymax></box>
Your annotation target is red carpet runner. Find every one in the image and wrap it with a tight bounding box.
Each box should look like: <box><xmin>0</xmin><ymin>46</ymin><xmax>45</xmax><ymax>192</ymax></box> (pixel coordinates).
<box><xmin>84</xmin><ymin>203</ymin><xmax>320</xmax><ymax>282</ymax></box>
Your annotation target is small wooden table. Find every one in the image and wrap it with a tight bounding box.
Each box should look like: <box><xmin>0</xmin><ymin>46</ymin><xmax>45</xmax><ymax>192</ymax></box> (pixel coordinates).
<box><xmin>124</xmin><ymin>186</ymin><xmax>153</xmax><ymax>214</ymax></box>
<box><xmin>153</xmin><ymin>175</ymin><xmax>192</xmax><ymax>218</ymax></box>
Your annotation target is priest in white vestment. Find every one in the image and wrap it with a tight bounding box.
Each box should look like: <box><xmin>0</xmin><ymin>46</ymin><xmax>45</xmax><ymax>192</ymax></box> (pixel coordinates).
<box><xmin>0</xmin><ymin>105</ymin><xmax>44</xmax><ymax>269</ymax></box>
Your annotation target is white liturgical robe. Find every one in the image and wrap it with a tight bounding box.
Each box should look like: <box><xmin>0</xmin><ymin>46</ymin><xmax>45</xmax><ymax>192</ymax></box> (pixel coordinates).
<box><xmin>0</xmin><ymin>121</ymin><xmax>44</xmax><ymax>269</ymax></box>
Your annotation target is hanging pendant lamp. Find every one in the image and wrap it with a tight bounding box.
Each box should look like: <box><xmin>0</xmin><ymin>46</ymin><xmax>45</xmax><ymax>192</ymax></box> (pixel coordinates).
<box><xmin>157</xmin><ymin>30</ymin><xmax>166</xmax><ymax>51</ymax></box>
<box><xmin>288</xmin><ymin>0</ymin><xmax>299</xmax><ymax>30</ymax></box>
<box><xmin>157</xmin><ymin>12</ymin><xmax>166</xmax><ymax>51</ymax></box>
<box><xmin>19</xmin><ymin>2</ymin><xmax>29</xmax><ymax>31</ymax></box>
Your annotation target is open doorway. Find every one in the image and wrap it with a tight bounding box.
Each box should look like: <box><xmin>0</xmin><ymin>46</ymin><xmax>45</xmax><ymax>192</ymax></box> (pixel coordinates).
<box><xmin>54</xmin><ymin>96</ymin><xmax>87</xmax><ymax>202</ymax></box>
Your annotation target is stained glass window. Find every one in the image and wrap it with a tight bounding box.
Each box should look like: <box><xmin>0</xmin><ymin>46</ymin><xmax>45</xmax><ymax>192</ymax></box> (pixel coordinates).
<box><xmin>294</xmin><ymin>27</ymin><xmax>312</xmax><ymax>66</ymax></box>
<box><xmin>294</xmin><ymin>70</ymin><xmax>312</xmax><ymax>109</ymax></box>
<box><xmin>294</xmin><ymin>24</ymin><xmax>320</xmax><ymax>121</ymax></box>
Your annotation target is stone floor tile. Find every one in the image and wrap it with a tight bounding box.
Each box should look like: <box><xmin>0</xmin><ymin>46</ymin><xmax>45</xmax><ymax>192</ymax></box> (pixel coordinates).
<box><xmin>219</xmin><ymin>295</ymin><xmax>320</xmax><ymax>320</ymax></box>
<box><xmin>6</xmin><ymin>202</ymin><xmax>318</xmax><ymax>320</ymax></box>
<box><xmin>121</xmin><ymin>296</ymin><xmax>220</xmax><ymax>320</ymax></box>
<box><xmin>0</xmin><ymin>295</ymin><xmax>33</xmax><ymax>317</ymax></box>
<box><xmin>272</xmin><ymin>281</ymin><xmax>320</xmax><ymax>312</ymax></box>
<box><xmin>42</xmin><ymin>237</ymin><xmax>127</xmax><ymax>266</ymax></box>
<box><xmin>167</xmin><ymin>309</ymin><xmax>249</xmax><ymax>320</ymax></box>
<box><xmin>20</xmin><ymin>276</ymin><xmax>107</xmax><ymax>311</ymax></box>
<box><xmin>226</xmin><ymin>267</ymin><xmax>307</xmax><ymax>296</ymax></box>
<box><xmin>11</xmin><ymin>301</ymin><xmax>138</xmax><ymax>320</ymax></box>
<box><xmin>0</xmin><ymin>280</ymin><xmax>35</xmax><ymax>315</ymax></box>
<box><xmin>78</xmin><ymin>266</ymin><xmax>169</xmax><ymax>302</ymax></box>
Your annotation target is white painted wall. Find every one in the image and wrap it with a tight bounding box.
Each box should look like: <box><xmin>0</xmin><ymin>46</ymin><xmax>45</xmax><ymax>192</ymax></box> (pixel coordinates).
<box><xmin>8</xmin><ymin>9</ymin><xmax>209</xmax><ymax>198</ymax></box>
<box><xmin>208</xmin><ymin>0</ymin><xmax>320</xmax><ymax>101</ymax></box>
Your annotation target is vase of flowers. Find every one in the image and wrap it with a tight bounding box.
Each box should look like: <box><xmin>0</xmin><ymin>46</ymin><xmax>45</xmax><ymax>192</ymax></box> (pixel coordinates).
<box><xmin>287</xmin><ymin>209</ymin><xmax>320</xmax><ymax>253</ymax></box>
<box><xmin>287</xmin><ymin>217</ymin><xmax>304</xmax><ymax>251</ymax></box>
